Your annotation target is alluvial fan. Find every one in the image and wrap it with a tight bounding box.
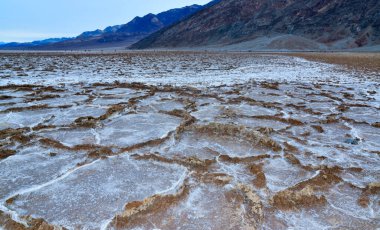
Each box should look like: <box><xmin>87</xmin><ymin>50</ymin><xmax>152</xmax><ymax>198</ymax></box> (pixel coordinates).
<box><xmin>0</xmin><ymin>52</ymin><xmax>379</xmax><ymax>229</ymax></box>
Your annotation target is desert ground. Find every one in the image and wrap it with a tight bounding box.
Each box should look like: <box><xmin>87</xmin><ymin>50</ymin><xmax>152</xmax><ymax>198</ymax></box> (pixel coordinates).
<box><xmin>0</xmin><ymin>51</ymin><xmax>379</xmax><ymax>229</ymax></box>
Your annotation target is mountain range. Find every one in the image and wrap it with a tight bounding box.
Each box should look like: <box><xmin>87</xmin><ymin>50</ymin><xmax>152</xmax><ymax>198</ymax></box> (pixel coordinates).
<box><xmin>0</xmin><ymin>37</ymin><xmax>71</xmax><ymax>49</ymax></box>
<box><xmin>132</xmin><ymin>0</ymin><xmax>380</xmax><ymax>51</ymax></box>
<box><xmin>0</xmin><ymin>3</ymin><xmax>207</xmax><ymax>50</ymax></box>
<box><xmin>1</xmin><ymin>0</ymin><xmax>379</xmax><ymax>51</ymax></box>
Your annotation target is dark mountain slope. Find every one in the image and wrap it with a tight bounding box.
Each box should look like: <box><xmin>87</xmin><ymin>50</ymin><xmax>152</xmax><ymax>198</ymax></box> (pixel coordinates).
<box><xmin>47</xmin><ymin>4</ymin><xmax>204</xmax><ymax>50</ymax></box>
<box><xmin>131</xmin><ymin>0</ymin><xmax>380</xmax><ymax>50</ymax></box>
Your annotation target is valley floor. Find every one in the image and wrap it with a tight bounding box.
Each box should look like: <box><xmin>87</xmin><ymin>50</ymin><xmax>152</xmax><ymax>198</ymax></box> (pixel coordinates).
<box><xmin>0</xmin><ymin>52</ymin><xmax>379</xmax><ymax>229</ymax></box>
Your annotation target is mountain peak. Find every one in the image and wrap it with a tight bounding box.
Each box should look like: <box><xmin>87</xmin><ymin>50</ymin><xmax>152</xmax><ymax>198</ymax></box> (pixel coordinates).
<box><xmin>131</xmin><ymin>0</ymin><xmax>380</xmax><ymax>50</ymax></box>
<box><xmin>0</xmin><ymin>3</ymin><xmax>206</xmax><ymax>50</ymax></box>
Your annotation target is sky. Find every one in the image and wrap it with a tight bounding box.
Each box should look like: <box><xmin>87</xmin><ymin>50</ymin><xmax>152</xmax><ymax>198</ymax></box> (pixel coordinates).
<box><xmin>0</xmin><ymin>0</ymin><xmax>210</xmax><ymax>43</ymax></box>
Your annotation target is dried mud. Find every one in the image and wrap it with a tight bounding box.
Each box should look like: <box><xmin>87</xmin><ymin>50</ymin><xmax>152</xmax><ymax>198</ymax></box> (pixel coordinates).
<box><xmin>0</xmin><ymin>52</ymin><xmax>379</xmax><ymax>230</ymax></box>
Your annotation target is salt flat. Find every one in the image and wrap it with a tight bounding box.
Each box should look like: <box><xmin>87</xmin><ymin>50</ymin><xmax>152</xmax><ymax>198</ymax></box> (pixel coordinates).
<box><xmin>0</xmin><ymin>52</ymin><xmax>379</xmax><ymax>229</ymax></box>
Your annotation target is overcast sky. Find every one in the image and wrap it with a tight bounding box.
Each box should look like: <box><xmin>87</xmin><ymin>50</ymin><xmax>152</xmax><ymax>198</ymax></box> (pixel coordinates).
<box><xmin>0</xmin><ymin>0</ymin><xmax>210</xmax><ymax>42</ymax></box>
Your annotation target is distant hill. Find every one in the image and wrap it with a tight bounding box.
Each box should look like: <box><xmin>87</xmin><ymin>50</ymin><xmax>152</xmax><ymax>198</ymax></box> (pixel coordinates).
<box><xmin>0</xmin><ymin>37</ymin><xmax>71</xmax><ymax>49</ymax></box>
<box><xmin>0</xmin><ymin>4</ymin><xmax>205</xmax><ymax>50</ymax></box>
<box><xmin>131</xmin><ymin>0</ymin><xmax>380</xmax><ymax>51</ymax></box>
